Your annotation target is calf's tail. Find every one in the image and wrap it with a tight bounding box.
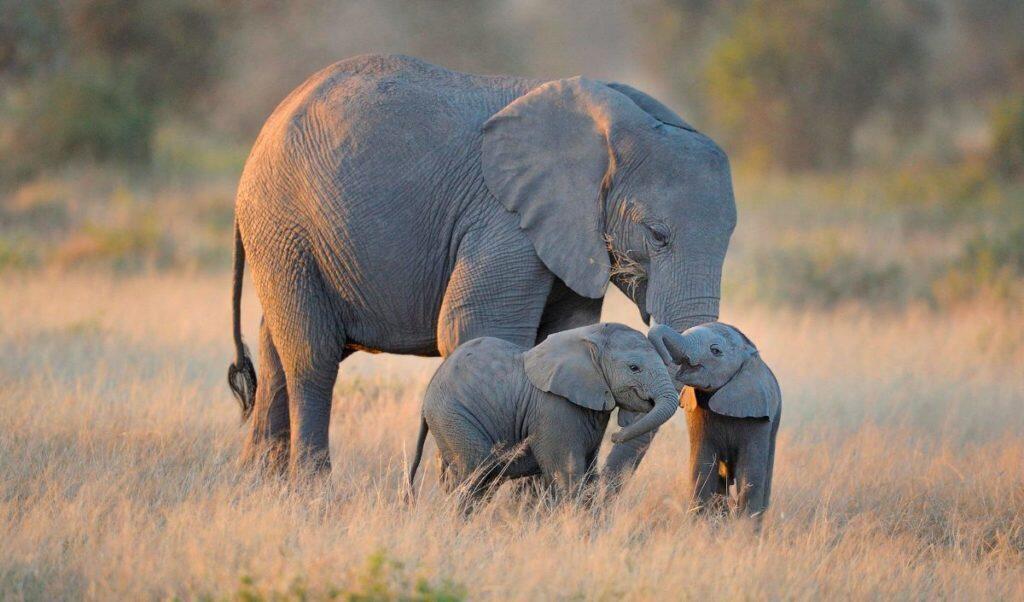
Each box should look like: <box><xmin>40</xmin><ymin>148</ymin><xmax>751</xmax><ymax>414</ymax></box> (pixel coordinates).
<box><xmin>408</xmin><ymin>417</ymin><xmax>429</xmax><ymax>498</ymax></box>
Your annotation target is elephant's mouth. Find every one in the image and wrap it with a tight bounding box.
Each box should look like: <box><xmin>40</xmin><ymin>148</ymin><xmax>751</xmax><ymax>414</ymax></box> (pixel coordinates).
<box><xmin>628</xmin><ymin>387</ymin><xmax>657</xmax><ymax>411</ymax></box>
<box><xmin>674</xmin><ymin>365</ymin><xmax>703</xmax><ymax>386</ymax></box>
<box><xmin>677</xmin><ymin>376</ymin><xmax>716</xmax><ymax>394</ymax></box>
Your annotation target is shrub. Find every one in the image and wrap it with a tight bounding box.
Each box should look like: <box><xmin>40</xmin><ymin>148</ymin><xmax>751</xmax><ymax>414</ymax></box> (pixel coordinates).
<box><xmin>0</xmin><ymin>234</ymin><xmax>37</xmax><ymax>270</ymax></box>
<box><xmin>931</xmin><ymin>226</ymin><xmax>1024</xmax><ymax>306</ymax></box>
<box><xmin>52</xmin><ymin>219</ymin><xmax>175</xmax><ymax>271</ymax></box>
<box><xmin>991</xmin><ymin>97</ymin><xmax>1024</xmax><ymax>179</ymax></box>
<box><xmin>745</xmin><ymin>244</ymin><xmax>906</xmax><ymax>308</ymax></box>
<box><xmin>7</xmin><ymin>63</ymin><xmax>154</xmax><ymax>172</ymax></box>
<box><xmin>703</xmin><ymin>0</ymin><xmax>924</xmax><ymax>170</ymax></box>
<box><xmin>0</xmin><ymin>0</ymin><xmax>235</xmax><ymax>180</ymax></box>
<box><xmin>229</xmin><ymin>551</ymin><xmax>466</xmax><ymax>602</ymax></box>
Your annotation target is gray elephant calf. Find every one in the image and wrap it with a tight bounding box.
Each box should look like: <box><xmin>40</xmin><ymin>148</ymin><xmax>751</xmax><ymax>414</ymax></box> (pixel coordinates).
<box><xmin>649</xmin><ymin>322</ymin><xmax>781</xmax><ymax>519</ymax></box>
<box><xmin>408</xmin><ymin>323</ymin><xmax>678</xmax><ymax>503</ymax></box>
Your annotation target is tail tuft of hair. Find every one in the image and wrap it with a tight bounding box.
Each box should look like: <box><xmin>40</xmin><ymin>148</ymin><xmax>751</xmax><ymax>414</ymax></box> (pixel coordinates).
<box><xmin>228</xmin><ymin>346</ymin><xmax>257</xmax><ymax>422</ymax></box>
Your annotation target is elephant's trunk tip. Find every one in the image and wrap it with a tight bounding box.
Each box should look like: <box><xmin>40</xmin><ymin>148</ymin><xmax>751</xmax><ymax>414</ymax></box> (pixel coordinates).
<box><xmin>611</xmin><ymin>392</ymin><xmax>679</xmax><ymax>444</ymax></box>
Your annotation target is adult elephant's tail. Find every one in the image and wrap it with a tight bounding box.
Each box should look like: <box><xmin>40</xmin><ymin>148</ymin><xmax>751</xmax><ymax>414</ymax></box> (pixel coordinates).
<box><xmin>227</xmin><ymin>218</ymin><xmax>257</xmax><ymax>421</ymax></box>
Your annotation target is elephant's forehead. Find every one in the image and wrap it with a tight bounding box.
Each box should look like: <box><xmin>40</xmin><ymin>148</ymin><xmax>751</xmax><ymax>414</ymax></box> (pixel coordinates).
<box><xmin>607</xmin><ymin>329</ymin><xmax>654</xmax><ymax>352</ymax></box>
<box><xmin>682</xmin><ymin>325</ymin><xmax>715</xmax><ymax>343</ymax></box>
<box><xmin>706</xmin><ymin>323</ymin><xmax>750</xmax><ymax>348</ymax></box>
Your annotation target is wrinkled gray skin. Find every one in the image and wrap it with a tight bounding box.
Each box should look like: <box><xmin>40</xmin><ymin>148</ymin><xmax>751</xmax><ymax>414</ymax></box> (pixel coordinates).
<box><xmin>648</xmin><ymin>322</ymin><xmax>781</xmax><ymax>519</ymax></box>
<box><xmin>408</xmin><ymin>324</ymin><xmax>678</xmax><ymax>503</ymax></box>
<box><xmin>227</xmin><ymin>54</ymin><xmax>736</xmax><ymax>478</ymax></box>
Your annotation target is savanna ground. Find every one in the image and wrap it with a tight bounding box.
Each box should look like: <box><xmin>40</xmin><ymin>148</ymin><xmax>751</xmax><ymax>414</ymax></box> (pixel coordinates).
<box><xmin>1</xmin><ymin>169</ymin><xmax>1023</xmax><ymax>599</ymax></box>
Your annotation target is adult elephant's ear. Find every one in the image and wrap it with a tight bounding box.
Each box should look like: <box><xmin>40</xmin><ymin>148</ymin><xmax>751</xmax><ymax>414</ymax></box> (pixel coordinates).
<box><xmin>708</xmin><ymin>354</ymin><xmax>781</xmax><ymax>420</ymax></box>
<box><xmin>523</xmin><ymin>325</ymin><xmax>615</xmax><ymax>411</ymax></box>
<box><xmin>602</xmin><ymin>82</ymin><xmax>698</xmax><ymax>132</ymax></box>
<box><xmin>482</xmin><ymin>77</ymin><xmax>648</xmax><ymax>299</ymax></box>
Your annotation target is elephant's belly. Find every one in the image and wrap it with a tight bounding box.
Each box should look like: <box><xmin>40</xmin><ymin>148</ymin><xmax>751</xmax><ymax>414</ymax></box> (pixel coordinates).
<box><xmin>320</xmin><ymin>247</ymin><xmax>451</xmax><ymax>357</ymax></box>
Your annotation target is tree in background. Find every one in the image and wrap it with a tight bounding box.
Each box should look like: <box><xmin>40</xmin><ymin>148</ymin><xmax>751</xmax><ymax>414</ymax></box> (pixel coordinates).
<box><xmin>2</xmin><ymin>0</ymin><xmax>1022</xmax><ymax>178</ymax></box>
<box><xmin>949</xmin><ymin>0</ymin><xmax>1024</xmax><ymax>178</ymax></box>
<box><xmin>700</xmin><ymin>0</ymin><xmax>924</xmax><ymax>170</ymax></box>
<box><xmin>991</xmin><ymin>98</ymin><xmax>1024</xmax><ymax>178</ymax></box>
<box><xmin>0</xmin><ymin>0</ymin><xmax>234</xmax><ymax>180</ymax></box>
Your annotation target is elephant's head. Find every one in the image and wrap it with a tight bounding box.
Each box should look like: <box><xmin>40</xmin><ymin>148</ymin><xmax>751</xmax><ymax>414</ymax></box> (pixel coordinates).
<box><xmin>523</xmin><ymin>323</ymin><xmax>679</xmax><ymax>443</ymax></box>
<box><xmin>650</xmin><ymin>322</ymin><xmax>780</xmax><ymax>419</ymax></box>
<box><xmin>482</xmin><ymin>78</ymin><xmax>736</xmax><ymax>346</ymax></box>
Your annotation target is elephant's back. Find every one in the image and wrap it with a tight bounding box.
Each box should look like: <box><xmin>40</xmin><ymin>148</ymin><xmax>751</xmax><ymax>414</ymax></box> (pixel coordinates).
<box><xmin>424</xmin><ymin>337</ymin><xmax>530</xmax><ymax>441</ymax></box>
<box><xmin>238</xmin><ymin>54</ymin><xmax>535</xmax><ymax>213</ymax></box>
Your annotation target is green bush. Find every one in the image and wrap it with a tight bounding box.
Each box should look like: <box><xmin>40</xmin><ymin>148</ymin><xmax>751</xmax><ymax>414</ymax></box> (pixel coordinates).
<box><xmin>8</xmin><ymin>64</ymin><xmax>154</xmax><ymax>172</ymax></box>
<box><xmin>931</xmin><ymin>226</ymin><xmax>1024</xmax><ymax>306</ymax></box>
<box><xmin>703</xmin><ymin>0</ymin><xmax>923</xmax><ymax>170</ymax></box>
<box><xmin>991</xmin><ymin>97</ymin><xmax>1024</xmax><ymax>179</ymax></box>
<box><xmin>0</xmin><ymin>234</ymin><xmax>38</xmax><ymax>270</ymax></box>
<box><xmin>746</xmin><ymin>244</ymin><xmax>906</xmax><ymax>308</ymax></box>
<box><xmin>229</xmin><ymin>550</ymin><xmax>466</xmax><ymax>602</ymax></box>
<box><xmin>0</xmin><ymin>0</ymin><xmax>234</xmax><ymax>180</ymax></box>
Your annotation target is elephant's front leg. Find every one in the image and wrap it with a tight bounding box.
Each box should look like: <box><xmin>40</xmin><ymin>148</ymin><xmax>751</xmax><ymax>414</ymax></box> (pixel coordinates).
<box><xmin>603</xmin><ymin>413</ymin><xmax>658</xmax><ymax>490</ymax></box>
<box><xmin>535</xmin><ymin>279</ymin><xmax>603</xmax><ymax>343</ymax></box>
<box><xmin>534</xmin><ymin>441</ymin><xmax>591</xmax><ymax>502</ymax></box>
<box><xmin>436</xmin><ymin>227</ymin><xmax>553</xmax><ymax>354</ymax></box>
<box><xmin>690</xmin><ymin>441</ymin><xmax>728</xmax><ymax>515</ymax></box>
<box><xmin>241</xmin><ymin>319</ymin><xmax>290</xmax><ymax>474</ymax></box>
<box><xmin>549</xmin><ymin>457</ymin><xmax>591</xmax><ymax>502</ymax></box>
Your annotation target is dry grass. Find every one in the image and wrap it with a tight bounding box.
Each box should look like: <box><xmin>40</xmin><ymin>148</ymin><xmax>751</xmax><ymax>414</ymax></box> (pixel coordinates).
<box><xmin>1</xmin><ymin>273</ymin><xmax>1022</xmax><ymax>600</ymax></box>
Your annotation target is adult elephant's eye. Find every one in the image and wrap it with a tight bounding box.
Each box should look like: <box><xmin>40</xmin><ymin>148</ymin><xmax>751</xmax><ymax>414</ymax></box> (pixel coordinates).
<box><xmin>647</xmin><ymin>223</ymin><xmax>670</xmax><ymax>248</ymax></box>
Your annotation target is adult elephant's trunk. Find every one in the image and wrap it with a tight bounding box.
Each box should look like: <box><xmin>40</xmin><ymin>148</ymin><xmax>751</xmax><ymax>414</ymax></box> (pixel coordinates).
<box><xmin>611</xmin><ymin>390</ymin><xmax>679</xmax><ymax>444</ymax></box>
<box><xmin>644</xmin><ymin>259</ymin><xmax>722</xmax><ymax>362</ymax></box>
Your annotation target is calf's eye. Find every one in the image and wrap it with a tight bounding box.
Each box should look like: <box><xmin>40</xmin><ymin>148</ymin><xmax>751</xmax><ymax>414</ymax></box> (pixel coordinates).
<box><xmin>710</xmin><ymin>345</ymin><xmax>723</xmax><ymax>357</ymax></box>
<box><xmin>628</xmin><ymin>363</ymin><xmax>641</xmax><ymax>373</ymax></box>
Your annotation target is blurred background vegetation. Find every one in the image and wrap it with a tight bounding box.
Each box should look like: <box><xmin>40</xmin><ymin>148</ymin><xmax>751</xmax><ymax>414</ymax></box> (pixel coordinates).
<box><xmin>1</xmin><ymin>0</ymin><xmax>1022</xmax><ymax>309</ymax></box>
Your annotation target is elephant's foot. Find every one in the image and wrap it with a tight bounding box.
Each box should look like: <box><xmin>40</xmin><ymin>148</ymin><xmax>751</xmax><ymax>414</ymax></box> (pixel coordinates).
<box><xmin>690</xmin><ymin>493</ymin><xmax>730</xmax><ymax>519</ymax></box>
<box><xmin>240</xmin><ymin>436</ymin><xmax>290</xmax><ymax>478</ymax></box>
<box><xmin>288</xmin><ymin>447</ymin><xmax>333</xmax><ymax>484</ymax></box>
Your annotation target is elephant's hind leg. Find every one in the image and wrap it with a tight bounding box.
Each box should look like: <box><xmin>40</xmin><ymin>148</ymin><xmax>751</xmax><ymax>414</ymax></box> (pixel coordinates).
<box><xmin>262</xmin><ymin>256</ymin><xmax>345</xmax><ymax>480</ymax></box>
<box><xmin>282</xmin><ymin>330</ymin><xmax>344</xmax><ymax>479</ymax></box>
<box><xmin>241</xmin><ymin>318</ymin><xmax>290</xmax><ymax>474</ymax></box>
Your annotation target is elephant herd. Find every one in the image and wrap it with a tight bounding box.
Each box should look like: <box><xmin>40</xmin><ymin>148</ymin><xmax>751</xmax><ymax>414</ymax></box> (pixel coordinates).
<box><xmin>227</xmin><ymin>54</ymin><xmax>780</xmax><ymax>519</ymax></box>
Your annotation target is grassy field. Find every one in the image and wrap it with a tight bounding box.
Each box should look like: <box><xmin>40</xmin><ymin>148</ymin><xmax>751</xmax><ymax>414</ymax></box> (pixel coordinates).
<box><xmin>1</xmin><ymin>267</ymin><xmax>1022</xmax><ymax>599</ymax></box>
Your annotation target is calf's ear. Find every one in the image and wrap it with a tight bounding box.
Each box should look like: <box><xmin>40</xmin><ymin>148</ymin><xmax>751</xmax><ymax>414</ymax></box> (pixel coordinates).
<box><xmin>523</xmin><ymin>325</ymin><xmax>615</xmax><ymax>411</ymax></box>
<box><xmin>708</xmin><ymin>354</ymin><xmax>780</xmax><ymax>420</ymax></box>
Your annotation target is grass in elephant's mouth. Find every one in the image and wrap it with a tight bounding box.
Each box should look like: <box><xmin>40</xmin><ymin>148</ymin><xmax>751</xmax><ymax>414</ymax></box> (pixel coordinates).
<box><xmin>1</xmin><ymin>273</ymin><xmax>1022</xmax><ymax>600</ymax></box>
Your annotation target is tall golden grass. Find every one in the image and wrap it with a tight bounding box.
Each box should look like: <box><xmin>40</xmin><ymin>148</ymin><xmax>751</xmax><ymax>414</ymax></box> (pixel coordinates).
<box><xmin>1</xmin><ymin>273</ymin><xmax>1021</xmax><ymax>599</ymax></box>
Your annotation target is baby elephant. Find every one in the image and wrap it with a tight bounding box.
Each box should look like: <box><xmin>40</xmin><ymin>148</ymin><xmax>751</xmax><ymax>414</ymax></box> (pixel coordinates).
<box><xmin>649</xmin><ymin>322</ymin><xmax>781</xmax><ymax>519</ymax></box>
<box><xmin>409</xmin><ymin>323</ymin><xmax>679</xmax><ymax>502</ymax></box>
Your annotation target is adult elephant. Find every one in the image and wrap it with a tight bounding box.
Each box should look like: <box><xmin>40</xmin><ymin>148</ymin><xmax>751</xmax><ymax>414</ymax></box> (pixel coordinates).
<box><xmin>227</xmin><ymin>54</ymin><xmax>736</xmax><ymax>477</ymax></box>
